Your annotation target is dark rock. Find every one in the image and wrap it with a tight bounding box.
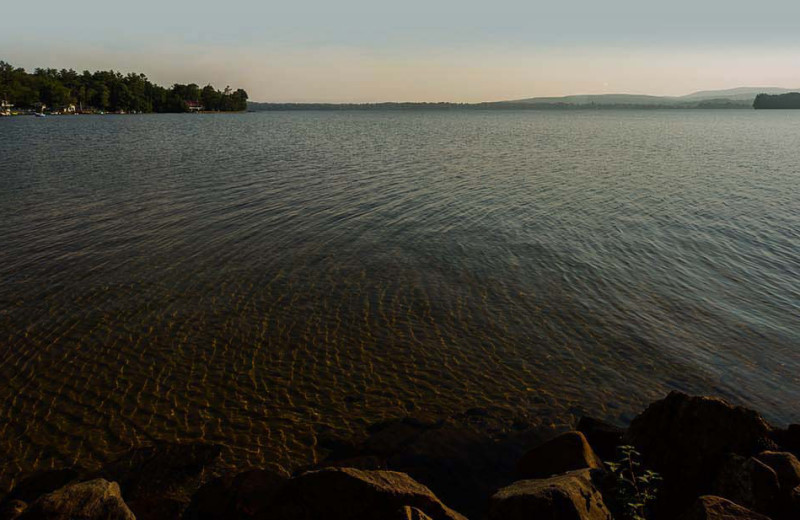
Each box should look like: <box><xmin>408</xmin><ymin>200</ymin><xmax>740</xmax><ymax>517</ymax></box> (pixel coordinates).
<box><xmin>1</xmin><ymin>469</ymin><xmax>82</xmax><ymax>505</ymax></box>
<box><xmin>267</xmin><ymin>467</ymin><xmax>466</xmax><ymax>520</ymax></box>
<box><xmin>488</xmin><ymin>469</ymin><xmax>612</xmax><ymax>520</ymax></box>
<box><xmin>183</xmin><ymin>468</ymin><xmax>288</xmax><ymax>519</ymax></box>
<box><xmin>375</xmin><ymin>420</ymin><xmax>537</xmax><ymax>519</ymax></box>
<box><xmin>755</xmin><ymin>451</ymin><xmax>800</xmax><ymax>492</ymax></box>
<box><xmin>129</xmin><ymin>496</ymin><xmax>189</xmax><ymax>520</ymax></box>
<box><xmin>677</xmin><ymin>495</ymin><xmax>771</xmax><ymax>520</ymax></box>
<box><xmin>753</xmin><ymin>451</ymin><xmax>800</xmax><ymax>519</ymax></box>
<box><xmin>576</xmin><ymin>417</ymin><xmax>625</xmax><ymax>461</ymax></box>
<box><xmin>0</xmin><ymin>500</ymin><xmax>27</xmax><ymax>520</ymax></box>
<box><xmin>98</xmin><ymin>441</ymin><xmax>223</xmax><ymax>520</ymax></box>
<box><xmin>318</xmin><ymin>410</ymin><xmax>550</xmax><ymax>520</ymax></box>
<box><xmin>769</xmin><ymin>425</ymin><xmax>800</xmax><ymax>457</ymax></box>
<box><xmin>711</xmin><ymin>454</ymin><xmax>779</xmax><ymax>515</ymax></box>
<box><xmin>515</xmin><ymin>431</ymin><xmax>603</xmax><ymax>479</ymax></box>
<box><xmin>19</xmin><ymin>478</ymin><xmax>135</xmax><ymax>520</ymax></box>
<box><xmin>626</xmin><ymin>392</ymin><xmax>773</xmax><ymax>515</ymax></box>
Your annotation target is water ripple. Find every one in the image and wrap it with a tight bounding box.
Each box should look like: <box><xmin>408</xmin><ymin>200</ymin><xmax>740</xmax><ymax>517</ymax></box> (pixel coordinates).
<box><xmin>0</xmin><ymin>110</ymin><xmax>798</xmax><ymax>490</ymax></box>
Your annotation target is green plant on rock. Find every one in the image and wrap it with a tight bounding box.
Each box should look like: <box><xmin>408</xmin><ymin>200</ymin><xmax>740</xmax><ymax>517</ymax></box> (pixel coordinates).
<box><xmin>605</xmin><ymin>445</ymin><xmax>661</xmax><ymax>520</ymax></box>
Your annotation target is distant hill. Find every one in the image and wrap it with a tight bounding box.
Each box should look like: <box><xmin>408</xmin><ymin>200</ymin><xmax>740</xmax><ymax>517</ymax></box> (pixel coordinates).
<box><xmin>501</xmin><ymin>94</ymin><xmax>672</xmax><ymax>106</ymax></box>
<box><xmin>502</xmin><ymin>87</ymin><xmax>800</xmax><ymax>108</ymax></box>
<box><xmin>677</xmin><ymin>87</ymin><xmax>799</xmax><ymax>101</ymax></box>
<box><xmin>248</xmin><ymin>87</ymin><xmax>800</xmax><ymax>111</ymax></box>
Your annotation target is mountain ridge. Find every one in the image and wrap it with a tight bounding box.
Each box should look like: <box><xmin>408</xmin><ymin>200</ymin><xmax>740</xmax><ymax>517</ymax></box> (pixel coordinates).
<box><xmin>504</xmin><ymin>87</ymin><xmax>800</xmax><ymax>106</ymax></box>
<box><xmin>248</xmin><ymin>87</ymin><xmax>800</xmax><ymax>109</ymax></box>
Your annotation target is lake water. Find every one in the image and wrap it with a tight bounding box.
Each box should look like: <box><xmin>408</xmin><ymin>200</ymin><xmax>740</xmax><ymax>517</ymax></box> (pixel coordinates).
<box><xmin>1</xmin><ymin>110</ymin><xmax>798</xmax><ymax>487</ymax></box>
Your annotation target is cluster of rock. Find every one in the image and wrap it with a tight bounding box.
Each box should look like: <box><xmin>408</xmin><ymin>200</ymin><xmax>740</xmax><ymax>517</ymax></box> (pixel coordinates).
<box><xmin>0</xmin><ymin>459</ymin><xmax>462</xmax><ymax>520</ymax></box>
<box><xmin>489</xmin><ymin>392</ymin><xmax>800</xmax><ymax>519</ymax></box>
<box><xmin>1</xmin><ymin>392</ymin><xmax>798</xmax><ymax>520</ymax></box>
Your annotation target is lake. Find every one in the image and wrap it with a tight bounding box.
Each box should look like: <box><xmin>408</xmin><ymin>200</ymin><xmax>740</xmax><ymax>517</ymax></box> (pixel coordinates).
<box><xmin>1</xmin><ymin>110</ymin><xmax>798</xmax><ymax>486</ymax></box>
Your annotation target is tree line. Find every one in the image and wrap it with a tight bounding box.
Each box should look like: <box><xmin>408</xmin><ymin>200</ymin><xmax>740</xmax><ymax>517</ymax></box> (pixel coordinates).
<box><xmin>0</xmin><ymin>61</ymin><xmax>248</xmax><ymax>112</ymax></box>
<box><xmin>753</xmin><ymin>92</ymin><xmax>800</xmax><ymax>109</ymax></box>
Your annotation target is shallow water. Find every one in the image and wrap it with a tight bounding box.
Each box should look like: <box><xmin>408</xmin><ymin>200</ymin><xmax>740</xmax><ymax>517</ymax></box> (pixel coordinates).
<box><xmin>1</xmin><ymin>110</ymin><xmax>798</xmax><ymax>486</ymax></box>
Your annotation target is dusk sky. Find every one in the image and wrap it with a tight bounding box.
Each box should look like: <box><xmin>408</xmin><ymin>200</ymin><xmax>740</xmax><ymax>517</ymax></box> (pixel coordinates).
<box><xmin>4</xmin><ymin>0</ymin><xmax>800</xmax><ymax>102</ymax></box>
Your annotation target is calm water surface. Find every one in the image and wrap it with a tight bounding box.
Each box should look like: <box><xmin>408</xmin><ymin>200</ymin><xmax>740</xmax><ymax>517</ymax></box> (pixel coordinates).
<box><xmin>1</xmin><ymin>110</ymin><xmax>798</xmax><ymax>486</ymax></box>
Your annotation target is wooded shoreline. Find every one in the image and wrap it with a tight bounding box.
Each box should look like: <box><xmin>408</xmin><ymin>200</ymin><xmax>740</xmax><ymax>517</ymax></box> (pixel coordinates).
<box><xmin>0</xmin><ymin>61</ymin><xmax>248</xmax><ymax>115</ymax></box>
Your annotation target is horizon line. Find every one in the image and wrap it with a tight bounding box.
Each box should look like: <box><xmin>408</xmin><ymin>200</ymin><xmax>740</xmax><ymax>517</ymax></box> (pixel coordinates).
<box><xmin>249</xmin><ymin>86</ymin><xmax>800</xmax><ymax>105</ymax></box>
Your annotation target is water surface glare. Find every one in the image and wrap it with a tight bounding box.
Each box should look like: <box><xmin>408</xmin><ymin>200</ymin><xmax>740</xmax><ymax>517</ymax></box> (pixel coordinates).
<box><xmin>1</xmin><ymin>110</ymin><xmax>798</xmax><ymax>484</ymax></box>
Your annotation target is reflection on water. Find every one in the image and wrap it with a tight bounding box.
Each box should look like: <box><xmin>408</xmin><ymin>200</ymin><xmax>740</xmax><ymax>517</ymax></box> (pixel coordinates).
<box><xmin>1</xmin><ymin>110</ymin><xmax>798</xmax><ymax>487</ymax></box>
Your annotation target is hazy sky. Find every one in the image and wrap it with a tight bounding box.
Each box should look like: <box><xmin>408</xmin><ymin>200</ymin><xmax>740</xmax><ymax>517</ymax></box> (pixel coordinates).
<box><xmin>4</xmin><ymin>0</ymin><xmax>800</xmax><ymax>102</ymax></box>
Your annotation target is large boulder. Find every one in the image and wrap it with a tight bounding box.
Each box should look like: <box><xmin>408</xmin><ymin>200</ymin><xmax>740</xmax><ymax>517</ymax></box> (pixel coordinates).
<box><xmin>677</xmin><ymin>495</ymin><xmax>771</xmax><ymax>520</ymax></box>
<box><xmin>515</xmin><ymin>431</ymin><xmax>603</xmax><ymax>479</ymax></box>
<box><xmin>266</xmin><ymin>467</ymin><xmax>466</xmax><ymax>520</ymax></box>
<box><xmin>711</xmin><ymin>454</ymin><xmax>779</xmax><ymax>515</ymax></box>
<box><xmin>182</xmin><ymin>468</ymin><xmax>288</xmax><ymax>519</ymax></box>
<box><xmin>489</xmin><ymin>469</ymin><xmax>611</xmax><ymax>520</ymax></box>
<box><xmin>755</xmin><ymin>451</ymin><xmax>800</xmax><ymax>492</ymax></box>
<box><xmin>97</xmin><ymin>441</ymin><xmax>223</xmax><ymax>520</ymax></box>
<box><xmin>576</xmin><ymin>417</ymin><xmax>625</xmax><ymax>461</ymax></box>
<box><xmin>19</xmin><ymin>479</ymin><xmax>135</xmax><ymax>520</ymax></box>
<box><xmin>626</xmin><ymin>392</ymin><xmax>773</xmax><ymax>514</ymax></box>
<box><xmin>753</xmin><ymin>451</ymin><xmax>800</xmax><ymax>519</ymax></box>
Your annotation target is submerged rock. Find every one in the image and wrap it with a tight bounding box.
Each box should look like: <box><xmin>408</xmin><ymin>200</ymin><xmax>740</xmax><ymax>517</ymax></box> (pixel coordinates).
<box><xmin>97</xmin><ymin>441</ymin><xmax>223</xmax><ymax>520</ymax></box>
<box><xmin>19</xmin><ymin>479</ymin><xmax>135</xmax><ymax>520</ymax></box>
<box><xmin>1</xmin><ymin>469</ymin><xmax>83</xmax><ymax>506</ymax></box>
<box><xmin>677</xmin><ymin>495</ymin><xmax>771</xmax><ymax>520</ymax></box>
<box><xmin>183</xmin><ymin>468</ymin><xmax>288</xmax><ymax>519</ymax></box>
<box><xmin>489</xmin><ymin>469</ymin><xmax>611</xmax><ymax>520</ymax></box>
<box><xmin>267</xmin><ymin>467</ymin><xmax>466</xmax><ymax>520</ymax></box>
<box><xmin>515</xmin><ymin>431</ymin><xmax>603</xmax><ymax>479</ymax></box>
<box><xmin>317</xmin><ymin>409</ymin><xmax>548</xmax><ymax>519</ymax></box>
<box><xmin>626</xmin><ymin>392</ymin><xmax>773</xmax><ymax>514</ymax></box>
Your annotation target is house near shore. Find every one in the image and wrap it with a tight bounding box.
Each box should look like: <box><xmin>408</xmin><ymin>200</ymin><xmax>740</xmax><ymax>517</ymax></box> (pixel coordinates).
<box><xmin>54</xmin><ymin>104</ymin><xmax>77</xmax><ymax>114</ymax></box>
<box><xmin>1</xmin><ymin>100</ymin><xmax>13</xmax><ymax>116</ymax></box>
<box><xmin>186</xmin><ymin>100</ymin><xmax>204</xmax><ymax>112</ymax></box>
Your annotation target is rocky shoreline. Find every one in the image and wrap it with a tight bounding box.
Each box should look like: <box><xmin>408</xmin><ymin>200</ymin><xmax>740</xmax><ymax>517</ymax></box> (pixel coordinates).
<box><xmin>1</xmin><ymin>391</ymin><xmax>798</xmax><ymax>519</ymax></box>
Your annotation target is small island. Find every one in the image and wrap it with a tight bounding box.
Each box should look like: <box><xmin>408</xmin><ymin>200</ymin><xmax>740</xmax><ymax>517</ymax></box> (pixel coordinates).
<box><xmin>0</xmin><ymin>61</ymin><xmax>248</xmax><ymax>115</ymax></box>
<box><xmin>753</xmin><ymin>92</ymin><xmax>800</xmax><ymax>109</ymax></box>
